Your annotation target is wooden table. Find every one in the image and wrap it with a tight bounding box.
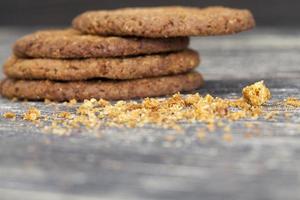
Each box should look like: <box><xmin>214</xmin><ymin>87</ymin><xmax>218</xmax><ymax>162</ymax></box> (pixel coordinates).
<box><xmin>0</xmin><ymin>28</ymin><xmax>300</xmax><ymax>200</ymax></box>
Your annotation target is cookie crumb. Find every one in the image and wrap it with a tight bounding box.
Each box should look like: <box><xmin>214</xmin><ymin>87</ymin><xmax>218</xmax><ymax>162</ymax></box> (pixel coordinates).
<box><xmin>11</xmin><ymin>97</ymin><xmax>18</xmax><ymax>102</ymax></box>
<box><xmin>222</xmin><ymin>133</ymin><xmax>233</xmax><ymax>142</ymax></box>
<box><xmin>285</xmin><ymin>97</ymin><xmax>300</xmax><ymax>107</ymax></box>
<box><xmin>3</xmin><ymin>112</ymin><xmax>16</xmax><ymax>119</ymax></box>
<box><xmin>98</xmin><ymin>99</ymin><xmax>110</xmax><ymax>107</ymax></box>
<box><xmin>68</xmin><ymin>99</ymin><xmax>77</xmax><ymax>106</ymax></box>
<box><xmin>242</xmin><ymin>81</ymin><xmax>271</xmax><ymax>106</ymax></box>
<box><xmin>44</xmin><ymin>99</ymin><xmax>52</xmax><ymax>104</ymax></box>
<box><xmin>23</xmin><ymin>107</ymin><xmax>41</xmax><ymax>121</ymax></box>
<box><xmin>58</xmin><ymin>111</ymin><xmax>72</xmax><ymax>119</ymax></box>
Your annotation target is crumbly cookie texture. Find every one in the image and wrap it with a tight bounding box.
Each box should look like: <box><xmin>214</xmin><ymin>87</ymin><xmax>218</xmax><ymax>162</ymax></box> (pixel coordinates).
<box><xmin>13</xmin><ymin>29</ymin><xmax>189</xmax><ymax>58</ymax></box>
<box><xmin>242</xmin><ymin>81</ymin><xmax>271</xmax><ymax>106</ymax></box>
<box><xmin>73</xmin><ymin>6</ymin><xmax>255</xmax><ymax>38</ymax></box>
<box><xmin>4</xmin><ymin>50</ymin><xmax>200</xmax><ymax>81</ymax></box>
<box><xmin>0</xmin><ymin>72</ymin><xmax>203</xmax><ymax>101</ymax></box>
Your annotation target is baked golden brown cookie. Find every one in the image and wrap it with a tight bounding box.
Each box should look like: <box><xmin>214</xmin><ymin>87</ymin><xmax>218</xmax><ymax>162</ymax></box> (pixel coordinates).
<box><xmin>4</xmin><ymin>50</ymin><xmax>199</xmax><ymax>81</ymax></box>
<box><xmin>73</xmin><ymin>6</ymin><xmax>255</xmax><ymax>38</ymax></box>
<box><xmin>0</xmin><ymin>72</ymin><xmax>204</xmax><ymax>101</ymax></box>
<box><xmin>13</xmin><ymin>29</ymin><xmax>189</xmax><ymax>58</ymax></box>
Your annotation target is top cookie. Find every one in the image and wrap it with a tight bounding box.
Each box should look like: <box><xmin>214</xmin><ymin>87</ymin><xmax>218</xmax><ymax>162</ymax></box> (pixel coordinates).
<box><xmin>13</xmin><ymin>29</ymin><xmax>189</xmax><ymax>59</ymax></box>
<box><xmin>72</xmin><ymin>6</ymin><xmax>255</xmax><ymax>38</ymax></box>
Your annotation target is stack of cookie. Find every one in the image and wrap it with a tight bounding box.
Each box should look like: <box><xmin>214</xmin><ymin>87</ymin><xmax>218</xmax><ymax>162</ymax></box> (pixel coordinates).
<box><xmin>0</xmin><ymin>6</ymin><xmax>255</xmax><ymax>101</ymax></box>
<box><xmin>2</xmin><ymin>29</ymin><xmax>201</xmax><ymax>101</ymax></box>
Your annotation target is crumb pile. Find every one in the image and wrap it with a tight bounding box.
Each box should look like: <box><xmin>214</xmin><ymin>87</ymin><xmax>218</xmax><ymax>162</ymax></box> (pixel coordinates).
<box><xmin>40</xmin><ymin>81</ymin><xmax>272</xmax><ymax>134</ymax></box>
<box><xmin>2</xmin><ymin>81</ymin><xmax>299</xmax><ymax>139</ymax></box>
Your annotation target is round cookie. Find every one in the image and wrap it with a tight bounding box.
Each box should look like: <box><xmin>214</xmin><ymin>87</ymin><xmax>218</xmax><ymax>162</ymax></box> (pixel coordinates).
<box><xmin>0</xmin><ymin>72</ymin><xmax>204</xmax><ymax>101</ymax></box>
<box><xmin>13</xmin><ymin>29</ymin><xmax>189</xmax><ymax>58</ymax></box>
<box><xmin>4</xmin><ymin>50</ymin><xmax>199</xmax><ymax>81</ymax></box>
<box><xmin>72</xmin><ymin>6</ymin><xmax>255</xmax><ymax>38</ymax></box>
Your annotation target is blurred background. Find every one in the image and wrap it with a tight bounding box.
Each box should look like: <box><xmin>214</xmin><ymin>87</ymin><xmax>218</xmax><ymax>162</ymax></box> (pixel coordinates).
<box><xmin>0</xmin><ymin>0</ymin><xmax>298</xmax><ymax>27</ymax></box>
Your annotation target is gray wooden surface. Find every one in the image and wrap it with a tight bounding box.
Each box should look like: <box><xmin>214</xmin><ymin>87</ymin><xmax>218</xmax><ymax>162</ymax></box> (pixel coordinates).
<box><xmin>0</xmin><ymin>28</ymin><xmax>300</xmax><ymax>200</ymax></box>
